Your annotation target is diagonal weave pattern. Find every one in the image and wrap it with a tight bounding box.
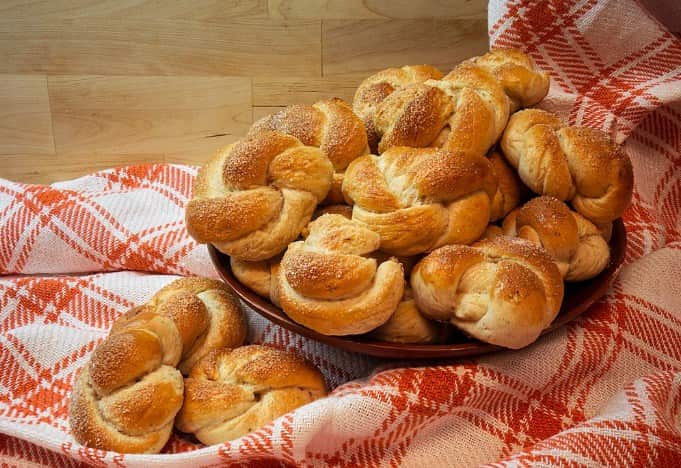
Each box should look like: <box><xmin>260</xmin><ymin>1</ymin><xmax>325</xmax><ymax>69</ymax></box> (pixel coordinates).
<box><xmin>0</xmin><ymin>0</ymin><xmax>680</xmax><ymax>465</ymax></box>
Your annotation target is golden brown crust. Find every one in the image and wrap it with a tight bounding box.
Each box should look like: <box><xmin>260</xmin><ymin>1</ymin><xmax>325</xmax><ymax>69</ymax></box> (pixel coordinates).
<box><xmin>358</xmin><ymin>49</ymin><xmax>547</xmax><ymax>156</ymax></box>
<box><xmin>342</xmin><ymin>146</ymin><xmax>497</xmax><ymax>256</ymax></box>
<box><xmin>185</xmin><ymin>131</ymin><xmax>334</xmax><ymax>261</ymax></box>
<box><xmin>301</xmin><ymin>204</ymin><xmax>353</xmax><ymax>237</ymax></box>
<box><xmin>69</xmin><ymin>277</ymin><xmax>247</xmax><ymax>454</ymax></box>
<box><xmin>469</xmin><ymin>48</ymin><xmax>550</xmax><ymax>111</ymax></box>
<box><xmin>176</xmin><ymin>345</ymin><xmax>326</xmax><ymax>445</ymax></box>
<box><xmin>278</xmin><ymin>214</ymin><xmax>405</xmax><ymax>335</ymax></box>
<box><xmin>411</xmin><ymin>236</ymin><xmax>564</xmax><ymax>349</ymax></box>
<box><xmin>375</xmin><ymin>83</ymin><xmax>454</xmax><ymax>154</ymax></box>
<box><xmin>433</xmin><ymin>62</ymin><xmax>510</xmax><ymax>157</ymax></box>
<box><xmin>283</xmin><ymin>248</ymin><xmax>377</xmax><ymax>300</ymax></box>
<box><xmin>250</xmin><ymin>98</ymin><xmax>369</xmax><ymax>205</ymax></box>
<box><xmin>353</xmin><ymin>65</ymin><xmax>444</xmax><ymax>153</ymax></box>
<box><xmin>89</xmin><ymin>329</ymin><xmax>162</xmax><ymax>396</ymax></box>
<box><xmin>70</xmin><ymin>367</ymin><xmax>182</xmax><ymax>454</ymax></box>
<box><xmin>501</xmin><ymin>109</ymin><xmax>634</xmax><ymax>223</ymax></box>
<box><xmin>488</xmin><ymin>150</ymin><xmax>527</xmax><ymax>221</ymax></box>
<box><xmin>502</xmin><ymin>196</ymin><xmax>611</xmax><ymax>281</ymax></box>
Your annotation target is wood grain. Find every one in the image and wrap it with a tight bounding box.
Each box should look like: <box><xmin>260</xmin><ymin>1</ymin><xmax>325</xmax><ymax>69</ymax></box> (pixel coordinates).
<box><xmin>0</xmin><ymin>1</ymin><xmax>491</xmax><ymax>183</ymax></box>
<box><xmin>0</xmin><ymin>75</ymin><xmax>54</xmax><ymax>155</ymax></box>
<box><xmin>0</xmin><ymin>153</ymin><xmax>166</xmax><ymax>184</ymax></box>
<box><xmin>269</xmin><ymin>0</ymin><xmax>487</xmax><ymax>19</ymax></box>
<box><xmin>0</xmin><ymin>0</ymin><xmax>268</xmax><ymax>20</ymax></box>
<box><xmin>323</xmin><ymin>19</ymin><xmax>489</xmax><ymax>75</ymax></box>
<box><xmin>0</xmin><ymin>18</ymin><xmax>321</xmax><ymax>76</ymax></box>
<box><xmin>48</xmin><ymin>76</ymin><xmax>251</xmax><ymax>159</ymax></box>
<box><xmin>253</xmin><ymin>75</ymin><xmax>365</xmax><ymax>106</ymax></box>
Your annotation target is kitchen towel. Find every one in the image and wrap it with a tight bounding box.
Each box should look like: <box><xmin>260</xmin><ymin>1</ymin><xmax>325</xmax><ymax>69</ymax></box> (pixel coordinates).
<box><xmin>0</xmin><ymin>0</ymin><xmax>680</xmax><ymax>465</ymax></box>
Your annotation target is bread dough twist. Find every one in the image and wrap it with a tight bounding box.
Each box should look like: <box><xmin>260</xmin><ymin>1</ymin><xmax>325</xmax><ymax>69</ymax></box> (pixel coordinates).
<box><xmin>250</xmin><ymin>98</ymin><xmax>369</xmax><ymax>204</ymax></box>
<box><xmin>371</xmin><ymin>288</ymin><xmax>444</xmax><ymax>344</ymax></box>
<box><xmin>488</xmin><ymin>150</ymin><xmax>527</xmax><ymax>221</ymax></box>
<box><xmin>186</xmin><ymin>131</ymin><xmax>334</xmax><ymax>261</ymax></box>
<box><xmin>499</xmin><ymin>196</ymin><xmax>611</xmax><ymax>281</ymax></box>
<box><xmin>278</xmin><ymin>214</ymin><xmax>405</xmax><ymax>335</ymax></box>
<box><xmin>342</xmin><ymin>146</ymin><xmax>497</xmax><ymax>256</ymax></box>
<box><xmin>411</xmin><ymin>237</ymin><xmax>564</xmax><ymax>349</ymax></box>
<box><xmin>501</xmin><ymin>109</ymin><xmax>634</xmax><ymax>224</ymax></box>
<box><xmin>355</xmin><ymin>49</ymin><xmax>548</xmax><ymax>155</ymax></box>
<box><xmin>69</xmin><ymin>278</ymin><xmax>247</xmax><ymax>453</ymax></box>
<box><xmin>176</xmin><ymin>345</ymin><xmax>326</xmax><ymax>445</ymax></box>
<box><xmin>353</xmin><ymin>65</ymin><xmax>444</xmax><ymax>153</ymax></box>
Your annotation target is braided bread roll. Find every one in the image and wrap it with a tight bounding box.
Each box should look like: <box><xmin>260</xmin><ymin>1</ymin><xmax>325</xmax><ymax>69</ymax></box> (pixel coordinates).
<box><xmin>362</xmin><ymin>49</ymin><xmax>548</xmax><ymax>155</ymax></box>
<box><xmin>353</xmin><ymin>65</ymin><xmax>444</xmax><ymax>153</ymax></box>
<box><xmin>278</xmin><ymin>214</ymin><xmax>405</xmax><ymax>335</ymax></box>
<box><xmin>500</xmin><ymin>109</ymin><xmax>634</xmax><ymax>224</ymax></box>
<box><xmin>468</xmin><ymin>48</ymin><xmax>551</xmax><ymax>112</ymax></box>
<box><xmin>69</xmin><ymin>278</ymin><xmax>247</xmax><ymax>453</ymax></box>
<box><xmin>186</xmin><ymin>131</ymin><xmax>334</xmax><ymax>261</ymax></box>
<box><xmin>342</xmin><ymin>146</ymin><xmax>497</xmax><ymax>256</ymax></box>
<box><xmin>411</xmin><ymin>237</ymin><xmax>564</xmax><ymax>349</ymax></box>
<box><xmin>176</xmin><ymin>345</ymin><xmax>326</xmax><ymax>445</ymax></box>
<box><xmin>501</xmin><ymin>196</ymin><xmax>611</xmax><ymax>281</ymax></box>
<box><xmin>250</xmin><ymin>98</ymin><xmax>369</xmax><ymax>203</ymax></box>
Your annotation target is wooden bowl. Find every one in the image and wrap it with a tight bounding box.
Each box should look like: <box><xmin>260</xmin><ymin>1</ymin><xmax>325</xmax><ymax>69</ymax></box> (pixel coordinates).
<box><xmin>209</xmin><ymin>219</ymin><xmax>627</xmax><ymax>359</ymax></box>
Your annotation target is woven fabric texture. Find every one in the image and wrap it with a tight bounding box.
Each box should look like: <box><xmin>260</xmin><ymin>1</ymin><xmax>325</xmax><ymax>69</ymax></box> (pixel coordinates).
<box><xmin>0</xmin><ymin>0</ymin><xmax>680</xmax><ymax>466</ymax></box>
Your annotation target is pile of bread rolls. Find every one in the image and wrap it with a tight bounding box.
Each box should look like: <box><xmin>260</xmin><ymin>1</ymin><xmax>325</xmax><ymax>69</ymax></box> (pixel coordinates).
<box><xmin>69</xmin><ymin>278</ymin><xmax>327</xmax><ymax>453</ymax></box>
<box><xmin>187</xmin><ymin>48</ymin><xmax>633</xmax><ymax>352</ymax></box>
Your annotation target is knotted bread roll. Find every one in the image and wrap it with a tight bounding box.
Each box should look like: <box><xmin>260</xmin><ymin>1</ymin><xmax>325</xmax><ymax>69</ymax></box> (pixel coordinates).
<box><xmin>362</xmin><ymin>49</ymin><xmax>548</xmax><ymax>155</ymax></box>
<box><xmin>469</xmin><ymin>48</ymin><xmax>551</xmax><ymax>112</ymax></box>
<box><xmin>69</xmin><ymin>278</ymin><xmax>248</xmax><ymax>453</ymax></box>
<box><xmin>176</xmin><ymin>345</ymin><xmax>326</xmax><ymax>445</ymax></box>
<box><xmin>185</xmin><ymin>131</ymin><xmax>334</xmax><ymax>261</ymax></box>
<box><xmin>353</xmin><ymin>64</ymin><xmax>444</xmax><ymax>153</ymax></box>
<box><xmin>342</xmin><ymin>146</ymin><xmax>497</xmax><ymax>256</ymax></box>
<box><xmin>411</xmin><ymin>237</ymin><xmax>564</xmax><ymax>349</ymax></box>
<box><xmin>250</xmin><ymin>99</ymin><xmax>369</xmax><ymax>203</ymax></box>
<box><xmin>278</xmin><ymin>214</ymin><xmax>405</xmax><ymax>335</ymax></box>
<box><xmin>500</xmin><ymin>109</ymin><xmax>634</xmax><ymax>224</ymax></box>
<box><xmin>501</xmin><ymin>196</ymin><xmax>611</xmax><ymax>281</ymax></box>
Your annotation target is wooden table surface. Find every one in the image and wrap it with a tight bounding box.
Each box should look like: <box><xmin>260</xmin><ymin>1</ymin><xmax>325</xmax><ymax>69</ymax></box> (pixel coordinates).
<box><xmin>0</xmin><ymin>0</ymin><xmax>488</xmax><ymax>184</ymax></box>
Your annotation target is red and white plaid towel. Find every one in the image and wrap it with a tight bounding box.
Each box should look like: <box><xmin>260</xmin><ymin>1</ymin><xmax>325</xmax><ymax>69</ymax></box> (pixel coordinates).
<box><xmin>1</xmin><ymin>0</ymin><xmax>680</xmax><ymax>466</ymax></box>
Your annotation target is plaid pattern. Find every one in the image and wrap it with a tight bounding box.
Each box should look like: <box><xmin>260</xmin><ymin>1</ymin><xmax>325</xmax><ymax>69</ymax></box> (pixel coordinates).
<box><xmin>0</xmin><ymin>0</ymin><xmax>680</xmax><ymax>465</ymax></box>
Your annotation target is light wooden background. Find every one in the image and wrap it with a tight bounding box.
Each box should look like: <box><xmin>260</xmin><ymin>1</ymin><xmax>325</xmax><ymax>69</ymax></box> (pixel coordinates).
<box><xmin>0</xmin><ymin>0</ymin><xmax>488</xmax><ymax>184</ymax></box>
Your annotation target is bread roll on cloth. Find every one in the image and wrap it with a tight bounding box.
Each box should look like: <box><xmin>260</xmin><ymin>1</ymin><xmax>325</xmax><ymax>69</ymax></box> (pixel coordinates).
<box><xmin>69</xmin><ymin>278</ymin><xmax>247</xmax><ymax>453</ymax></box>
<box><xmin>176</xmin><ymin>345</ymin><xmax>326</xmax><ymax>445</ymax></box>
